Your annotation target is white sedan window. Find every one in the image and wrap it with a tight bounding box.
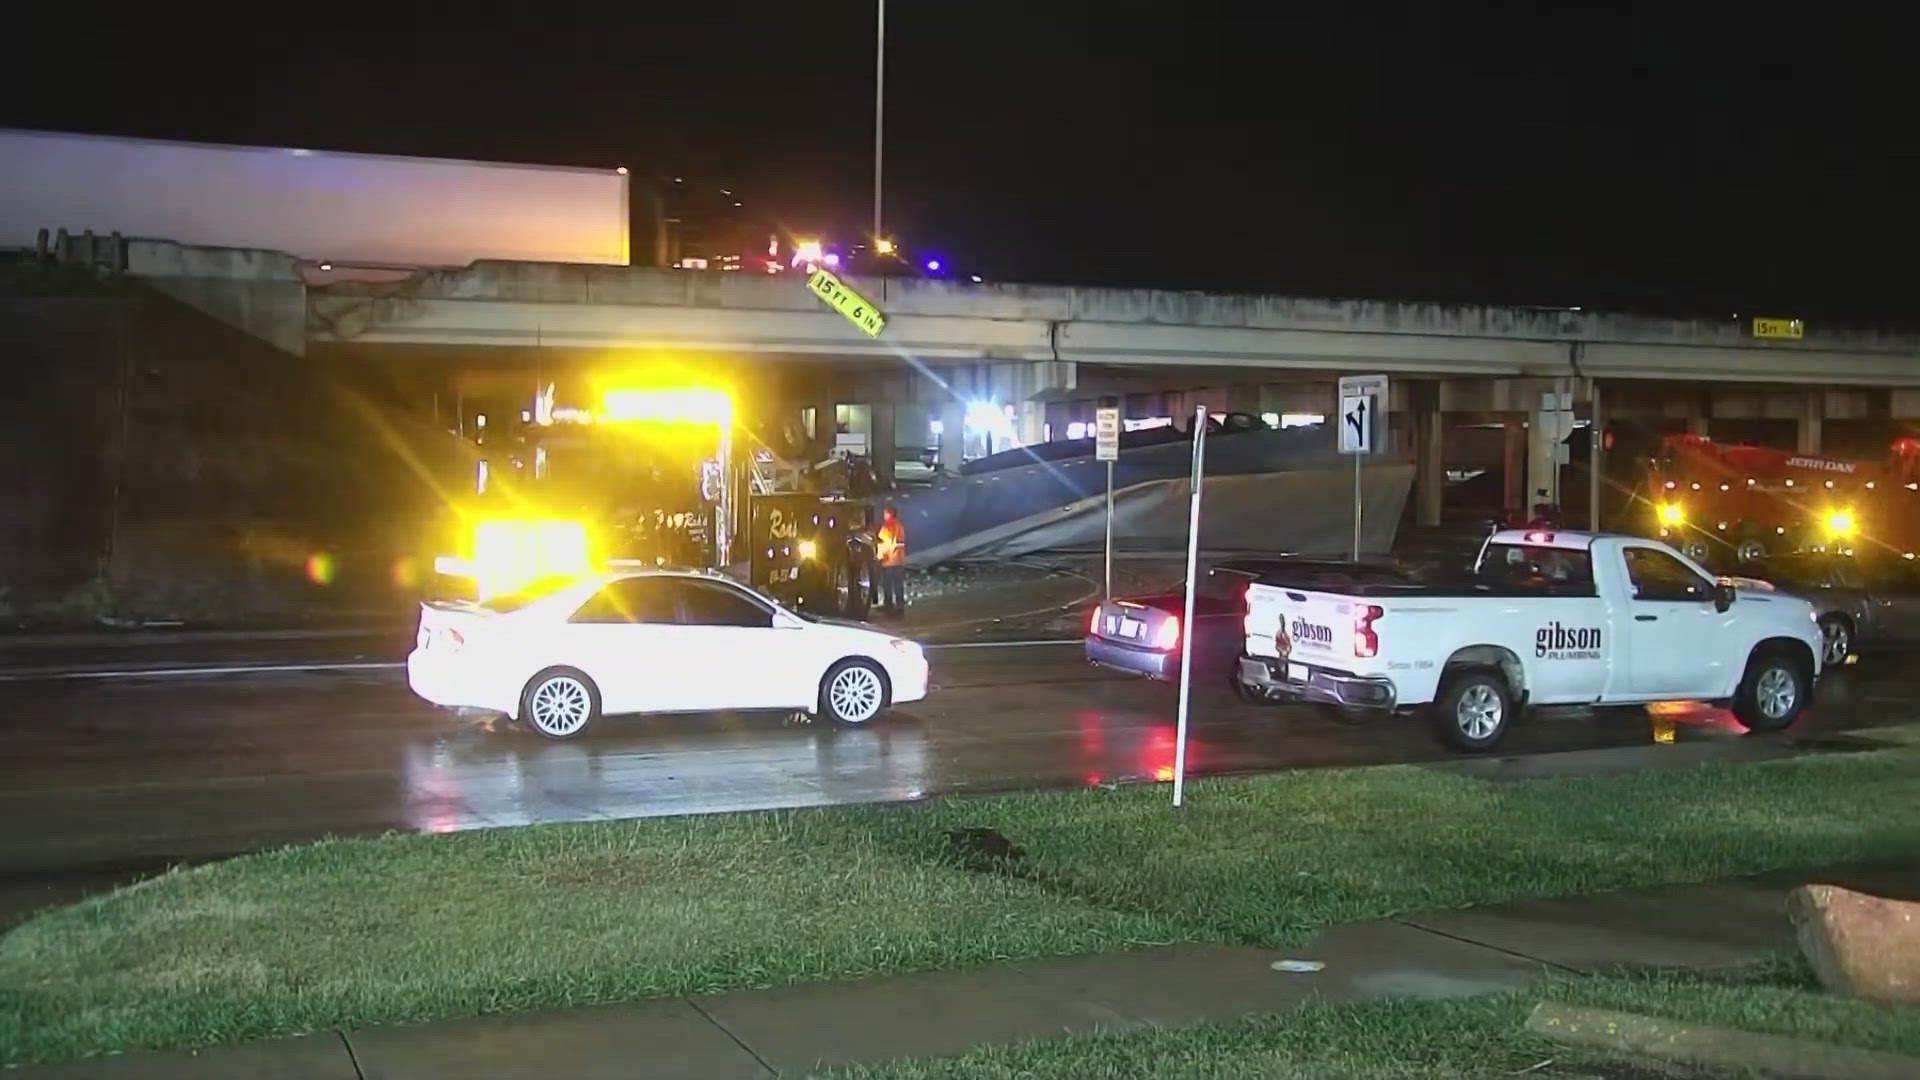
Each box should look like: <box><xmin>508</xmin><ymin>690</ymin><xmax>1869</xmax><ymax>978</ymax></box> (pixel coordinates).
<box><xmin>569</xmin><ymin>578</ymin><xmax>677</xmax><ymax>624</ymax></box>
<box><xmin>670</xmin><ymin>580</ymin><xmax>775</xmax><ymax>628</ymax></box>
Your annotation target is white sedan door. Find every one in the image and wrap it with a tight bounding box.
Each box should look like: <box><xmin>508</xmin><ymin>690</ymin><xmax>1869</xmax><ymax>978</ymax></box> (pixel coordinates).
<box><xmin>662</xmin><ymin>578</ymin><xmax>820</xmax><ymax>711</ymax></box>
<box><xmin>562</xmin><ymin>577</ymin><xmax>702</xmax><ymax>714</ymax></box>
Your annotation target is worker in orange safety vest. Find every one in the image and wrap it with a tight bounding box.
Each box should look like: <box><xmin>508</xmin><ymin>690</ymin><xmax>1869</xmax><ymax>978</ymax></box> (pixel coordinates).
<box><xmin>874</xmin><ymin>505</ymin><xmax>907</xmax><ymax>615</ymax></box>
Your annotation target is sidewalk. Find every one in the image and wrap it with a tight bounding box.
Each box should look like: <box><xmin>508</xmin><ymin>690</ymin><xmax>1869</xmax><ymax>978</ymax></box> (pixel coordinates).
<box><xmin>19</xmin><ymin>859</ymin><xmax>1916</xmax><ymax>1078</ymax></box>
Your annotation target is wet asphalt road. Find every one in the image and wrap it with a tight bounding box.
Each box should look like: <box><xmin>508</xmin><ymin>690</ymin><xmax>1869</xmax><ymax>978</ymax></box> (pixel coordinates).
<box><xmin>0</xmin><ymin>640</ymin><xmax>1913</xmax><ymax>925</ymax></box>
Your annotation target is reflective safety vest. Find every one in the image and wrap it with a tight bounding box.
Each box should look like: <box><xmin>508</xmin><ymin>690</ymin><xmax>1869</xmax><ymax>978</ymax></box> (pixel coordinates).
<box><xmin>877</xmin><ymin>519</ymin><xmax>907</xmax><ymax>567</ymax></box>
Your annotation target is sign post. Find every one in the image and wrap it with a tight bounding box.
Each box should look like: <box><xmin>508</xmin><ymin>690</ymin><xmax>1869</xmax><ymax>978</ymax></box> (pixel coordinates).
<box><xmin>1096</xmin><ymin>405</ymin><xmax>1120</xmax><ymax>598</ymax></box>
<box><xmin>1338</xmin><ymin>375</ymin><xmax>1388</xmax><ymax>561</ymax></box>
<box><xmin>1172</xmin><ymin>403</ymin><xmax>1208</xmax><ymax>809</ymax></box>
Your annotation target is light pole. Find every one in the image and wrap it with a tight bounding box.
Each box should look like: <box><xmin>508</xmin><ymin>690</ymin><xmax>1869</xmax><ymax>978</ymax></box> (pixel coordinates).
<box><xmin>873</xmin><ymin>0</ymin><xmax>885</xmax><ymax>243</ymax></box>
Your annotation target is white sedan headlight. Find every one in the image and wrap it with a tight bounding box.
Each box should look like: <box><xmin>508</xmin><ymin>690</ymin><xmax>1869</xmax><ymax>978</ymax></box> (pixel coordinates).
<box><xmin>889</xmin><ymin>639</ymin><xmax>923</xmax><ymax>659</ymax></box>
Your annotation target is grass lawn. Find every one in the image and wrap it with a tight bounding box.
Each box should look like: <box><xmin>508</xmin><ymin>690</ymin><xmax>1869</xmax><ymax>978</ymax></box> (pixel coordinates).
<box><xmin>832</xmin><ymin>961</ymin><xmax>1920</xmax><ymax>1079</ymax></box>
<box><xmin>3</xmin><ymin>748</ymin><xmax>1917</xmax><ymax>1065</ymax></box>
<box><xmin>840</xmin><ymin>746</ymin><xmax>1920</xmax><ymax>946</ymax></box>
<box><xmin>0</xmin><ymin>814</ymin><xmax>1188</xmax><ymax>1064</ymax></box>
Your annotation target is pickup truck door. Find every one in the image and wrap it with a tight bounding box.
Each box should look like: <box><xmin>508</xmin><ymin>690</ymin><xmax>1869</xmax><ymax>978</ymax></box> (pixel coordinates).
<box><xmin>1617</xmin><ymin>544</ymin><xmax>1730</xmax><ymax>697</ymax></box>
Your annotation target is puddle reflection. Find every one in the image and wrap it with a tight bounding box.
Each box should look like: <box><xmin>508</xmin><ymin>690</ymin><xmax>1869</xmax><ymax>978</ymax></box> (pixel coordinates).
<box><xmin>400</xmin><ymin>713</ymin><xmax>930</xmax><ymax>833</ymax></box>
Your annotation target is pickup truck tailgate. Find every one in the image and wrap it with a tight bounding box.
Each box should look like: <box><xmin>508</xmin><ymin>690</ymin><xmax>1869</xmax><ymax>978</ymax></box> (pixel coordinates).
<box><xmin>1245</xmin><ymin>584</ymin><xmax>1356</xmax><ymax>665</ymax></box>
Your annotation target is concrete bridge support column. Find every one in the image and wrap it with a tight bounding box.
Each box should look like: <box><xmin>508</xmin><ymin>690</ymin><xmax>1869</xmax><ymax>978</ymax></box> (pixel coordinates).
<box><xmin>872</xmin><ymin>401</ymin><xmax>897</xmax><ymax>489</ymax></box>
<box><xmin>807</xmin><ymin>396</ymin><xmax>839</xmax><ymax>456</ymax></box>
<box><xmin>1224</xmin><ymin>384</ymin><xmax>1262</xmax><ymax>416</ymax></box>
<box><xmin>1799</xmin><ymin>393</ymin><xmax>1823</xmax><ymax>454</ymax></box>
<box><xmin>1014</xmin><ymin>401</ymin><xmax>1046</xmax><ymax>447</ymax></box>
<box><xmin>1588</xmin><ymin>380</ymin><xmax>1606</xmax><ymax>531</ymax></box>
<box><xmin>936</xmin><ymin>399</ymin><xmax>964</xmax><ymax>475</ymax></box>
<box><xmin>1410</xmin><ymin>381</ymin><xmax>1443</xmax><ymax>528</ymax></box>
<box><xmin>1524</xmin><ymin>381</ymin><xmax>1578</xmax><ymax>517</ymax></box>
<box><xmin>1005</xmin><ymin>360</ymin><xmax>1075</xmax><ymax>446</ymax></box>
<box><xmin>1503</xmin><ymin>417</ymin><xmax>1526</xmax><ymax>521</ymax></box>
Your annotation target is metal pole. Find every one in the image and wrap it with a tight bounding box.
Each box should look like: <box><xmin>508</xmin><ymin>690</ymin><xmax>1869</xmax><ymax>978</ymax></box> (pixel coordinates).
<box><xmin>1352</xmin><ymin>448</ymin><xmax>1363</xmax><ymax>561</ymax></box>
<box><xmin>1588</xmin><ymin>377</ymin><xmax>1603</xmax><ymax>531</ymax></box>
<box><xmin>873</xmin><ymin>0</ymin><xmax>885</xmax><ymax>240</ymax></box>
<box><xmin>1172</xmin><ymin>403</ymin><xmax>1207</xmax><ymax>808</ymax></box>
<box><xmin>716</xmin><ymin>423</ymin><xmax>733</xmax><ymax>569</ymax></box>
<box><xmin>1104</xmin><ymin>459</ymin><xmax>1114</xmax><ymax>598</ymax></box>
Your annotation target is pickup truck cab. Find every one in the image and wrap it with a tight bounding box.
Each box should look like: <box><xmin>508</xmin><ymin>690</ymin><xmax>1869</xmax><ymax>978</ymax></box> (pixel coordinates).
<box><xmin>1237</xmin><ymin>530</ymin><xmax>1823</xmax><ymax>751</ymax></box>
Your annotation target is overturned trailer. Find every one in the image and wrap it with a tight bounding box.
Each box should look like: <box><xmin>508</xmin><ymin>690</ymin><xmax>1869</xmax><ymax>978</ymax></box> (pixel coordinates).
<box><xmin>894</xmin><ymin>415</ymin><xmax>1415</xmax><ymax>565</ymax></box>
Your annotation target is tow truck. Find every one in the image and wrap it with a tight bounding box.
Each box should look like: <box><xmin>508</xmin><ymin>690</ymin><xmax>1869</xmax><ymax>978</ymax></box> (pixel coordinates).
<box><xmin>1647</xmin><ymin>433</ymin><xmax>1920</xmax><ymax>567</ymax></box>
<box><xmin>432</xmin><ymin>384</ymin><xmax>877</xmax><ymax>618</ymax></box>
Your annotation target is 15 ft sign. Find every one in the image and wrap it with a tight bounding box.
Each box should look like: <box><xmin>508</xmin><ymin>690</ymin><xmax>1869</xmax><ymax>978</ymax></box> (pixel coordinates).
<box><xmin>806</xmin><ymin>268</ymin><xmax>886</xmax><ymax>337</ymax></box>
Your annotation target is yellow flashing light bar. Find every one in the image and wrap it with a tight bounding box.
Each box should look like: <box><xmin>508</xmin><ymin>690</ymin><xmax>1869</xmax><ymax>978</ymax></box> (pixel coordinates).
<box><xmin>468</xmin><ymin>517</ymin><xmax>592</xmax><ymax>600</ymax></box>
<box><xmin>598</xmin><ymin>387</ymin><xmax>732</xmax><ymax>425</ymax></box>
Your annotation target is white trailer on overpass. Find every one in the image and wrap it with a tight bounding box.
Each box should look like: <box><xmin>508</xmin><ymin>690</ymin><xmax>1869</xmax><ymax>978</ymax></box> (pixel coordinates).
<box><xmin>2</xmin><ymin>127</ymin><xmax>629</xmax><ymax>268</ymax></box>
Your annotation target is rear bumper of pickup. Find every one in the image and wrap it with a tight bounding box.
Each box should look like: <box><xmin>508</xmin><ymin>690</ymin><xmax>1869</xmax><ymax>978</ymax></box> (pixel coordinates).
<box><xmin>1237</xmin><ymin>656</ymin><xmax>1397</xmax><ymax>710</ymax></box>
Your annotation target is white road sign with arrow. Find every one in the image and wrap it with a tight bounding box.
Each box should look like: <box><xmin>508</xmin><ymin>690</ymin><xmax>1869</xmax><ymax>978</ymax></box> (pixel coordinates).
<box><xmin>1337</xmin><ymin>375</ymin><xmax>1387</xmax><ymax>455</ymax></box>
<box><xmin>1337</xmin><ymin>374</ymin><xmax>1388</xmax><ymax>561</ymax></box>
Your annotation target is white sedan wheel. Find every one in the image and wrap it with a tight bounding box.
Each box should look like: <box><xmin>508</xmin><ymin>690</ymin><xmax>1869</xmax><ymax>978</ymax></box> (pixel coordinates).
<box><xmin>525</xmin><ymin>672</ymin><xmax>596</xmax><ymax>739</ymax></box>
<box><xmin>823</xmin><ymin>661</ymin><xmax>887</xmax><ymax>725</ymax></box>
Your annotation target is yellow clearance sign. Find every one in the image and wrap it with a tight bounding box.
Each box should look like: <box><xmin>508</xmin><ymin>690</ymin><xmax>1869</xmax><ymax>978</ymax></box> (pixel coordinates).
<box><xmin>1753</xmin><ymin>317</ymin><xmax>1804</xmax><ymax>340</ymax></box>
<box><xmin>806</xmin><ymin>268</ymin><xmax>885</xmax><ymax>337</ymax></box>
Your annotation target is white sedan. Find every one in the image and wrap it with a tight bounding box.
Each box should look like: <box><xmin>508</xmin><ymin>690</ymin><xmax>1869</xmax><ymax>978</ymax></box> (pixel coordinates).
<box><xmin>407</xmin><ymin>568</ymin><xmax>929</xmax><ymax>739</ymax></box>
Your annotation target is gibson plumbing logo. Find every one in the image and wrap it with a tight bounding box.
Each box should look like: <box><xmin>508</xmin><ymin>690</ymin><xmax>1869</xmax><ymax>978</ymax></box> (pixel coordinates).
<box><xmin>1536</xmin><ymin>621</ymin><xmax>1604</xmax><ymax>660</ymax></box>
<box><xmin>1290</xmin><ymin>617</ymin><xmax>1334</xmax><ymax>647</ymax></box>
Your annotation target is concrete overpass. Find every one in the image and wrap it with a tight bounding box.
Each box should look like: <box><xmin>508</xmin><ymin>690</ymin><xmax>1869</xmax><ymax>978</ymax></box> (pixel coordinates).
<box><xmin>298</xmin><ymin>254</ymin><xmax>1920</xmax><ymax>385</ymax></box>
<box><xmin>109</xmin><ymin>238</ymin><xmax>1920</xmax><ymax>527</ymax></box>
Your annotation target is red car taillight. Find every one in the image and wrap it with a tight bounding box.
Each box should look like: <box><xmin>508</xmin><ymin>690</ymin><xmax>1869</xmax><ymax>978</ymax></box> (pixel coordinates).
<box><xmin>1153</xmin><ymin>616</ymin><xmax>1181</xmax><ymax>651</ymax></box>
<box><xmin>1089</xmin><ymin>607</ymin><xmax>1102</xmax><ymax>635</ymax></box>
<box><xmin>1353</xmin><ymin>605</ymin><xmax>1383</xmax><ymax>658</ymax></box>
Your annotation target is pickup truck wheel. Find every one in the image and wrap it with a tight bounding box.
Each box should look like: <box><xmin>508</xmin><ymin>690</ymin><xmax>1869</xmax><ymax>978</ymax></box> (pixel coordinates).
<box><xmin>1434</xmin><ymin>670</ymin><xmax>1513</xmax><ymax>752</ymax></box>
<box><xmin>1731</xmin><ymin>649</ymin><xmax>1809</xmax><ymax>732</ymax></box>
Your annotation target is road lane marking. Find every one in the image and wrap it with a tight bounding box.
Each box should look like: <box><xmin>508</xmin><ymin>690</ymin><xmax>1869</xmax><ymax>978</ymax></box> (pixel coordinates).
<box><xmin>1</xmin><ymin>640</ymin><xmax>1084</xmax><ymax>682</ymax></box>
<box><xmin>925</xmin><ymin>639</ymin><xmax>1079</xmax><ymax>650</ymax></box>
<box><xmin>0</xmin><ymin>661</ymin><xmax>406</xmax><ymax>682</ymax></box>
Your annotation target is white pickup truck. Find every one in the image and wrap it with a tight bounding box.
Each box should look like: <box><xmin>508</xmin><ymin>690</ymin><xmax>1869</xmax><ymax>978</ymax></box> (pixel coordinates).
<box><xmin>1237</xmin><ymin>530</ymin><xmax>1824</xmax><ymax>751</ymax></box>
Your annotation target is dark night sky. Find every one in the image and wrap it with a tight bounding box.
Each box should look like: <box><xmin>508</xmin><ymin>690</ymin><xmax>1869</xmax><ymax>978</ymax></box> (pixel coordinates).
<box><xmin>7</xmin><ymin>6</ymin><xmax>1913</xmax><ymax>323</ymax></box>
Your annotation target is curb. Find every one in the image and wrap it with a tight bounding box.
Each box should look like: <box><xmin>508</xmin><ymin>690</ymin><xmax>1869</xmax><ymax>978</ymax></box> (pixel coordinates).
<box><xmin>1525</xmin><ymin>1001</ymin><xmax>1920</xmax><ymax>1080</ymax></box>
<box><xmin>2</xmin><ymin>625</ymin><xmax>405</xmax><ymax>648</ymax></box>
